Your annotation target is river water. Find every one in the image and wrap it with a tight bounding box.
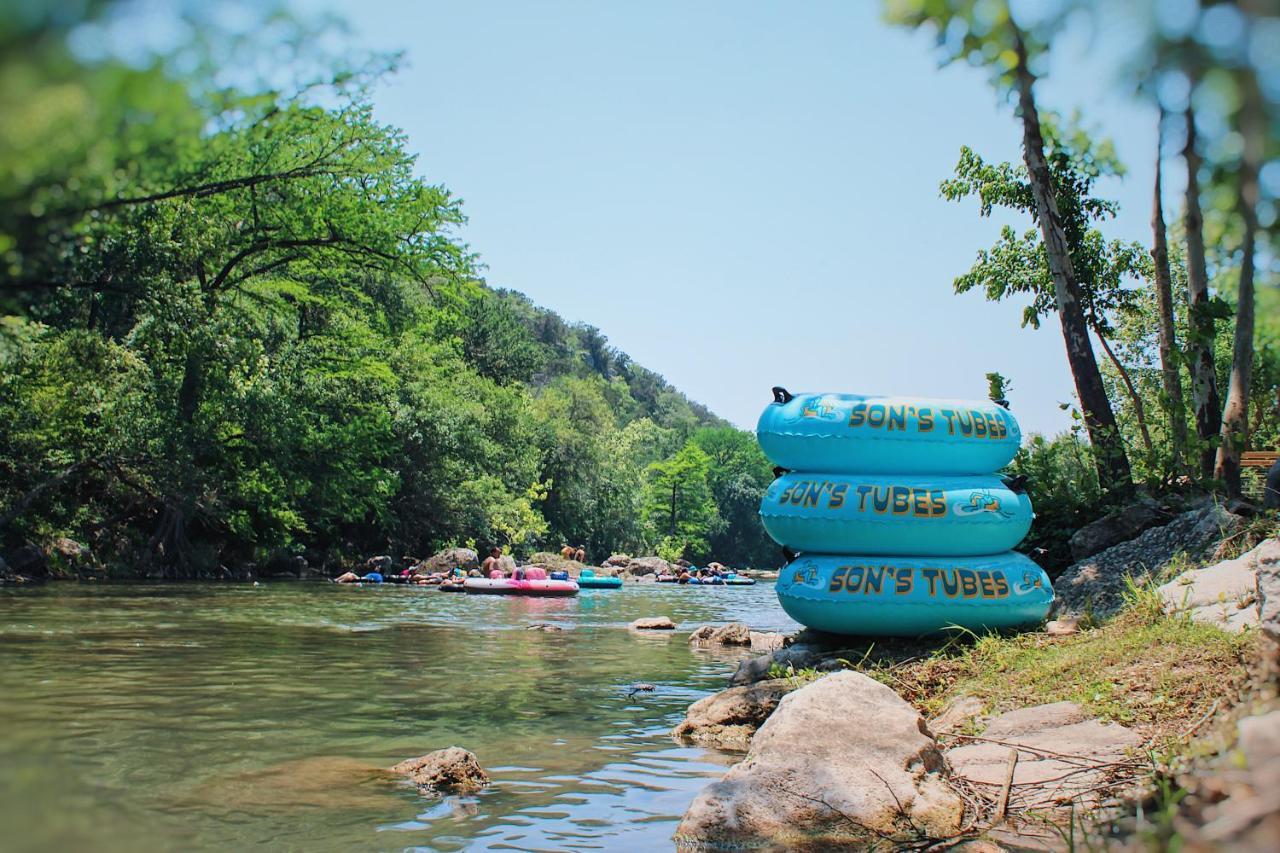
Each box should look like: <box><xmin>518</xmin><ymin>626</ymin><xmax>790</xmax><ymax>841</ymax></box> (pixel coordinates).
<box><xmin>0</xmin><ymin>580</ymin><xmax>796</xmax><ymax>852</ymax></box>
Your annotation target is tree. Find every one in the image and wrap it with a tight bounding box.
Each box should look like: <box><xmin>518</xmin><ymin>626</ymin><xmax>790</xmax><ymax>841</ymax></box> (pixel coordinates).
<box><xmin>645</xmin><ymin>444</ymin><xmax>719</xmax><ymax>562</ymax></box>
<box><xmin>1214</xmin><ymin>74</ymin><xmax>1264</xmax><ymax>497</ymax></box>
<box><xmin>1182</xmin><ymin>104</ymin><xmax>1224</xmax><ymax>477</ymax></box>
<box><xmin>888</xmin><ymin>0</ymin><xmax>1132</xmax><ymax>493</ymax></box>
<box><xmin>1150</xmin><ymin>109</ymin><xmax>1190</xmax><ymax>474</ymax></box>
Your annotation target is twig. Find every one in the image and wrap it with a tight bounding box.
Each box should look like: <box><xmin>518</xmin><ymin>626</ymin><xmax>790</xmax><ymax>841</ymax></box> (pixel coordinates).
<box><xmin>1180</xmin><ymin>700</ymin><xmax>1220</xmax><ymax>741</ymax></box>
<box><xmin>946</xmin><ymin>734</ymin><xmax>1145</xmax><ymax>769</ymax></box>
<box><xmin>994</xmin><ymin>749</ymin><xmax>1018</xmax><ymax>823</ymax></box>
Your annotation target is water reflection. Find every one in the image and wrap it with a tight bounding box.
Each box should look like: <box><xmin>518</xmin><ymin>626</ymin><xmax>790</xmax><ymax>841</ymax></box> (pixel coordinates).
<box><xmin>0</xmin><ymin>581</ymin><xmax>795</xmax><ymax>852</ymax></box>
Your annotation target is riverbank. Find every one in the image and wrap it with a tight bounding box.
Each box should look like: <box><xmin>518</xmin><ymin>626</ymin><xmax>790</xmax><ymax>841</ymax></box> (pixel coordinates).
<box><xmin>667</xmin><ymin>507</ymin><xmax>1279</xmax><ymax>850</ymax></box>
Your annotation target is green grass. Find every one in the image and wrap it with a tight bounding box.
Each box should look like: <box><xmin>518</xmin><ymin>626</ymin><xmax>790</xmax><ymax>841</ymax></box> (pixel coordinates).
<box><xmin>861</xmin><ymin>595</ymin><xmax>1255</xmax><ymax>748</ymax></box>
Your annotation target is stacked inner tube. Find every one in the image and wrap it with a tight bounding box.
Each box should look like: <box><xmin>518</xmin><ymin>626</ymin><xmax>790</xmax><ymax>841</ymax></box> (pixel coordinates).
<box><xmin>757</xmin><ymin>388</ymin><xmax>1054</xmax><ymax>637</ymax></box>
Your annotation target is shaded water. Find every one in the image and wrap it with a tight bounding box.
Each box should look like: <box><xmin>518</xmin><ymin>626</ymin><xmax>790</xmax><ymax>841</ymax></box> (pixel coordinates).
<box><xmin>0</xmin><ymin>581</ymin><xmax>796</xmax><ymax>852</ymax></box>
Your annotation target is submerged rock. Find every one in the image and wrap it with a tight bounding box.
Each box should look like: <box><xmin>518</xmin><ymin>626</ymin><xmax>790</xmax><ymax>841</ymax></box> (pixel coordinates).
<box><xmin>390</xmin><ymin>747</ymin><xmax>488</xmax><ymax>794</ymax></box>
<box><xmin>676</xmin><ymin>671</ymin><xmax>964</xmax><ymax>850</ymax></box>
<box><xmin>1054</xmin><ymin>505</ymin><xmax>1242</xmax><ymax>619</ymax></box>
<box><xmin>672</xmin><ymin>679</ymin><xmax>792</xmax><ymax>750</ymax></box>
<box><xmin>630</xmin><ymin>616</ymin><xmax>676</xmax><ymax>630</ymax></box>
<box><xmin>1157</xmin><ymin>539</ymin><xmax>1277</xmax><ymax>633</ymax></box>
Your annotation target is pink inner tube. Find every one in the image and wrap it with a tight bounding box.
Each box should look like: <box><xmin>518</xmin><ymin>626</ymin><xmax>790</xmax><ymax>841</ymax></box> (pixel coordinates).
<box><xmin>463</xmin><ymin>578</ymin><xmax>579</xmax><ymax>597</ymax></box>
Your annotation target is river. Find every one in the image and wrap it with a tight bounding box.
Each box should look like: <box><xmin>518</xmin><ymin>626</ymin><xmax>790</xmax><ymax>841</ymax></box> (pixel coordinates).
<box><xmin>0</xmin><ymin>580</ymin><xmax>797</xmax><ymax>852</ymax></box>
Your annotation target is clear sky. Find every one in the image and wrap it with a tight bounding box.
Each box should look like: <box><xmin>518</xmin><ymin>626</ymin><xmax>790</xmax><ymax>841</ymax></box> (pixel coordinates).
<box><xmin>295</xmin><ymin>0</ymin><xmax>1162</xmax><ymax>436</ymax></box>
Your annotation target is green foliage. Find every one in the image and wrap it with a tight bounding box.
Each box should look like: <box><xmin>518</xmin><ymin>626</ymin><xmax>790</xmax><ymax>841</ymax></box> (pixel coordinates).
<box><xmin>0</xmin><ymin>6</ymin><xmax>781</xmax><ymax>575</ymax></box>
<box><xmin>1006</xmin><ymin>431</ymin><xmax>1102</xmax><ymax>575</ymax></box>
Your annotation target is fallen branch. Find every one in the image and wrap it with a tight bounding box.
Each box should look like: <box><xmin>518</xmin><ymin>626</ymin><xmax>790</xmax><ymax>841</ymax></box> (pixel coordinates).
<box><xmin>994</xmin><ymin>749</ymin><xmax>1018</xmax><ymax>823</ymax></box>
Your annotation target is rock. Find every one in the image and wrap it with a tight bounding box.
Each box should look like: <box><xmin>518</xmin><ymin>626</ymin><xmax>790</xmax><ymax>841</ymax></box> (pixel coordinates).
<box><xmin>689</xmin><ymin>622</ymin><xmax>752</xmax><ymax>646</ymax></box>
<box><xmin>930</xmin><ymin>695</ymin><xmax>986</xmax><ymax>736</ymax></box>
<box><xmin>672</xmin><ymin>679</ymin><xmax>792</xmax><ymax>750</ymax></box>
<box><xmin>1254</xmin><ymin>540</ymin><xmax>1280</xmax><ymax>652</ymax></box>
<box><xmin>1069</xmin><ymin>497</ymin><xmax>1169</xmax><ymax>562</ymax></box>
<box><xmin>749</xmin><ymin>631</ymin><xmax>789</xmax><ymax>653</ymax></box>
<box><xmin>496</xmin><ymin>555</ymin><xmax>517</xmax><ymax>573</ymax></box>
<box><xmin>389</xmin><ymin>747</ymin><xmax>489</xmax><ymax>794</ymax></box>
<box><xmin>1157</xmin><ymin>540</ymin><xmax>1278</xmax><ymax>633</ymax></box>
<box><xmin>5</xmin><ymin>544</ymin><xmax>48</xmax><ymax>580</ymax></box>
<box><xmin>1054</xmin><ymin>505</ymin><xmax>1243</xmax><ymax>620</ymax></box>
<box><xmin>676</xmin><ymin>671</ymin><xmax>964</xmax><ymax>849</ymax></box>
<box><xmin>419</xmin><ymin>548</ymin><xmax>479</xmax><ymax>574</ymax></box>
<box><xmin>630</xmin><ymin>616</ymin><xmax>676</xmax><ymax>630</ymax></box>
<box><xmin>729</xmin><ymin>644</ymin><xmax>831</xmax><ymax>686</ymax></box>
<box><xmin>1195</xmin><ymin>709</ymin><xmax>1280</xmax><ymax>849</ymax></box>
<box><xmin>602</xmin><ymin>554</ymin><xmax>675</xmax><ymax>577</ymax></box>
<box><xmin>604</xmin><ymin>553</ymin><xmax>631</xmax><ymax>567</ymax></box>
<box><xmin>365</xmin><ymin>555</ymin><xmax>394</xmax><ymax>571</ymax></box>
<box><xmin>260</xmin><ymin>553</ymin><xmax>308</xmax><ymax>578</ymax></box>
<box><xmin>945</xmin><ymin>701</ymin><xmax>1142</xmax><ymax>812</ymax></box>
<box><xmin>636</xmin><ymin>573</ymin><xmax>657</xmax><ymax>583</ymax></box>
<box><xmin>1265</xmin><ymin>459</ymin><xmax>1280</xmax><ymax>509</ymax></box>
<box><xmin>527</xmin><ymin>623</ymin><xmax>563</xmax><ymax>632</ymax></box>
<box><xmin>1044</xmin><ymin>618</ymin><xmax>1080</xmax><ymax>637</ymax></box>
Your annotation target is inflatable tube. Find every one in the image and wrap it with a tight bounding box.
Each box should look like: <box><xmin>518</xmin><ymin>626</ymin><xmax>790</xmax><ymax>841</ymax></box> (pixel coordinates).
<box><xmin>463</xmin><ymin>578</ymin><xmax>579</xmax><ymax>597</ymax></box>
<box><xmin>757</xmin><ymin>389</ymin><xmax>1021</xmax><ymax>475</ymax></box>
<box><xmin>576</xmin><ymin>575</ymin><xmax>623</xmax><ymax>589</ymax></box>
<box><xmin>760</xmin><ymin>472</ymin><xmax>1032</xmax><ymax>556</ymax></box>
<box><xmin>723</xmin><ymin>575</ymin><xmax>756</xmax><ymax>586</ymax></box>
<box><xmin>777</xmin><ymin>552</ymin><xmax>1052</xmax><ymax>636</ymax></box>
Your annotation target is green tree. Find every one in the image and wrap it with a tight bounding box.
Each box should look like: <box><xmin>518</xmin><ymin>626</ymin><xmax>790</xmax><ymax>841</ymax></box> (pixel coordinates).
<box><xmin>646</xmin><ymin>443</ymin><xmax>719</xmax><ymax>562</ymax></box>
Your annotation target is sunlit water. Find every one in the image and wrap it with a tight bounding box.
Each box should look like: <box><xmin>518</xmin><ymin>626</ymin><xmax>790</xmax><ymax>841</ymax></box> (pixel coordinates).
<box><xmin>0</xmin><ymin>580</ymin><xmax>796</xmax><ymax>852</ymax></box>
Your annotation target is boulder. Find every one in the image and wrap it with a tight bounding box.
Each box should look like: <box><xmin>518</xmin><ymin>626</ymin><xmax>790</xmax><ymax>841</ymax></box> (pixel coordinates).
<box><xmin>365</xmin><ymin>555</ymin><xmax>394</xmax><ymax>571</ymax></box>
<box><xmin>1157</xmin><ymin>540</ymin><xmax>1278</xmax><ymax>633</ymax></box>
<box><xmin>689</xmin><ymin>622</ymin><xmax>752</xmax><ymax>646</ymax></box>
<box><xmin>389</xmin><ymin>747</ymin><xmax>489</xmax><ymax>794</ymax></box>
<box><xmin>419</xmin><ymin>548</ymin><xmax>479</xmax><ymax>574</ymax></box>
<box><xmin>604</xmin><ymin>553</ymin><xmax>632</xmax><ymax>567</ymax></box>
<box><xmin>527</xmin><ymin>623</ymin><xmax>564</xmax><ymax>632</ymax></box>
<box><xmin>5</xmin><ymin>544</ymin><xmax>48</xmax><ymax>580</ymax></box>
<box><xmin>1054</xmin><ymin>505</ymin><xmax>1242</xmax><ymax>620</ymax></box>
<box><xmin>729</xmin><ymin>644</ymin><xmax>834</xmax><ymax>686</ymax></box>
<box><xmin>1254</xmin><ymin>540</ymin><xmax>1280</xmax><ymax>652</ymax></box>
<box><xmin>945</xmin><ymin>702</ymin><xmax>1142</xmax><ymax>812</ymax></box>
<box><xmin>1194</xmin><ymin>709</ymin><xmax>1280</xmax><ymax>849</ymax></box>
<box><xmin>1044</xmin><ymin>618</ymin><xmax>1080</xmax><ymax>637</ymax></box>
<box><xmin>676</xmin><ymin>671</ymin><xmax>964</xmax><ymax>849</ymax></box>
<box><xmin>630</xmin><ymin>616</ymin><xmax>676</xmax><ymax>630</ymax></box>
<box><xmin>1068</xmin><ymin>497</ymin><xmax>1169</xmax><ymax>562</ymax></box>
<box><xmin>672</xmin><ymin>679</ymin><xmax>793</xmax><ymax>750</ymax></box>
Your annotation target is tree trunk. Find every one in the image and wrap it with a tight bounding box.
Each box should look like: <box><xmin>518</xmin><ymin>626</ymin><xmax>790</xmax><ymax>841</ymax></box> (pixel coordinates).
<box><xmin>1011</xmin><ymin>26</ymin><xmax>1132</xmax><ymax>494</ymax></box>
<box><xmin>1096</xmin><ymin>331</ymin><xmax>1153</xmax><ymax>457</ymax></box>
<box><xmin>1151</xmin><ymin>109</ymin><xmax>1188</xmax><ymax>475</ymax></box>
<box><xmin>1182</xmin><ymin>104</ymin><xmax>1222</xmax><ymax>478</ymax></box>
<box><xmin>1214</xmin><ymin>78</ymin><xmax>1263</xmax><ymax>498</ymax></box>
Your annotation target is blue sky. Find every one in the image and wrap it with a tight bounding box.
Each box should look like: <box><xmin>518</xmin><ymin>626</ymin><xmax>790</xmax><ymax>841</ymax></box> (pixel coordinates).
<box><xmin>296</xmin><ymin>0</ymin><xmax>1162</xmax><ymax>436</ymax></box>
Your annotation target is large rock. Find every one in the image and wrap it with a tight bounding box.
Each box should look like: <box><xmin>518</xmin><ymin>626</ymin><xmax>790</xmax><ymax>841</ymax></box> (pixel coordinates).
<box><xmin>689</xmin><ymin>622</ymin><xmax>752</xmax><ymax>646</ymax></box>
<box><xmin>672</xmin><ymin>679</ymin><xmax>792</xmax><ymax>750</ymax></box>
<box><xmin>389</xmin><ymin>747</ymin><xmax>489</xmax><ymax>794</ymax></box>
<box><xmin>945</xmin><ymin>701</ymin><xmax>1142</xmax><ymax>812</ymax></box>
<box><xmin>676</xmin><ymin>671</ymin><xmax>965</xmax><ymax>849</ymax></box>
<box><xmin>1193</xmin><ymin>709</ymin><xmax>1280</xmax><ymax>849</ymax></box>
<box><xmin>601</xmin><ymin>554</ymin><xmax>675</xmax><ymax>577</ymax></box>
<box><xmin>419</xmin><ymin>548</ymin><xmax>479</xmax><ymax>574</ymax></box>
<box><xmin>5</xmin><ymin>544</ymin><xmax>48</xmax><ymax>580</ymax></box>
<box><xmin>1255</xmin><ymin>540</ymin><xmax>1280</xmax><ymax>653</ymax></box>
<box><xmin>1069</xmin><ymin>498</ymin><xmax>1170</xmax><ymax>562</ymax></box>
<box><xmin>1054</xmin><ymin>505</ymin><xmax>1242</xmax><ymax>619</ymax></box>
<box><xmin>1157</xmin><ymin>539</ymin><xmax>1278</xmax><ymax>633</ymax></box>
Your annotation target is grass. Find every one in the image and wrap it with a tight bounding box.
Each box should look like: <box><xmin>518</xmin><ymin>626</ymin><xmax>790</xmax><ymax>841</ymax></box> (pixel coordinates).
<box><xmin>855</xmin><ymin>591</ymin><xmax>1256</xmax><ymax>751</ymax></box>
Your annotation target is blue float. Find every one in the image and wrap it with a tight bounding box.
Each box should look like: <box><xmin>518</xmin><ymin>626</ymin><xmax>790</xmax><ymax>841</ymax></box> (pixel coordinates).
<box><xmin>576</xmin><ymin>568</ymin><xmax>623</xmax><ymax>589</ymax></box>
<box><xmin>760</xmin><ymin>472</ymin><xmax>1033</xmax><ymax>556</ymax></box>
<box><xmin>776</xmin><ymin>552</ymin><xmax>1053</xmax><ymax>636</ymax></box>
<box><xmin>757</xmin><ymin>388</ymin><xmax>1021</xmax><ymax>475</ymax></box>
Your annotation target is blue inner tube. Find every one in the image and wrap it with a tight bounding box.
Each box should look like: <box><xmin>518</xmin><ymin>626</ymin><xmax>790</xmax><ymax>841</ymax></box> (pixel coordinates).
<box><xmin>760</xmin><ymin>472</ymin><xmax>1032</xmax><ymax>556</ymax></box>
<box><xmin>576</xmin><ymin>575</ymin><xmax>622</xmax><ymax>589</ymax></box>
<box><xmin>758</xmin><ymin>391</ymin><xmax>1020</xmax><ymax>475</ymax></box>
<box><xmin>777</xmin><ymin>552</ymin><xmax>1052</xmax><ymax>636</ymax></box>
